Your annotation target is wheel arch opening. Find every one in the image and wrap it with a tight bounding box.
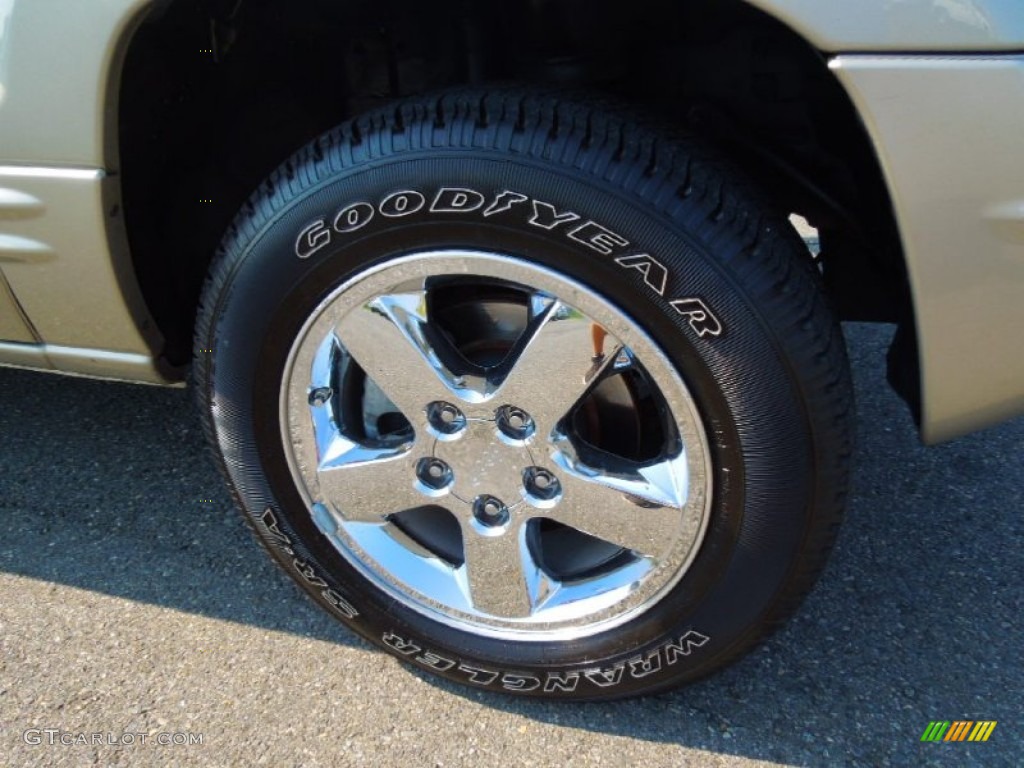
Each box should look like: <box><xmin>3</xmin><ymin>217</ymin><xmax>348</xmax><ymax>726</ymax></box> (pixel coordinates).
<box><xmin>114</xmin><ymin>0</ymin><xmax>920</xmax><ymax>422</ymax></box>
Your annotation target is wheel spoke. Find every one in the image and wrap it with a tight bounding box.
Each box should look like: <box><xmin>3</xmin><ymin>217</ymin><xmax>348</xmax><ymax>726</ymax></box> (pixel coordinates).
<box><xmin>316</xmin><ymin>439</ymin><xmax>428</xmax><ymax>523</ymax></box>
<box><xmin>283</xmin><ymin>250</ymin><xmax>713</xmax><ymax>636</ymax></box>
<box><xmin>334</xmin><ymin>291</ymin><xmax>483</xmax><ymax>423</ymax></box>
<box><xmin>543</xmin><ymin>449</ymin><xmax>689</xmax><ymax>556</ymax></box>
<box><xmin>457</xmin><ymin>520</ymin><xmax>548</xmax><ymax>618</ymax></box>
<box><xmin>493</xmin><ymin>299</ymin><xmax>619</xmax><ymax>436</ymax></box>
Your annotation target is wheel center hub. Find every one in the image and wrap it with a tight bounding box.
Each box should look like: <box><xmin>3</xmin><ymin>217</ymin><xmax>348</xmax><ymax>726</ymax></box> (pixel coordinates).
<box><xmin>431</xmin><ymin>411</ymin><xmax>535</xmax><ymax>517</ymax></box>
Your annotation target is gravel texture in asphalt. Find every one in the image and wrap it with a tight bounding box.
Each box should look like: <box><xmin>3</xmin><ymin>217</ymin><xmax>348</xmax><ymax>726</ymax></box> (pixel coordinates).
<box><xmin>0</xmin><ymin>323</ymin><xmax>1020</xmax><ymax>767</ymax></box>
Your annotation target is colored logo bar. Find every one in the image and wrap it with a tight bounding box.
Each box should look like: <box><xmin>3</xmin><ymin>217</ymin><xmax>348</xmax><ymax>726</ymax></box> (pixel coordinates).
<box><xmin>921</xmin><ymin>721</ymin><xmax>997</xmax><ymax>742</ymax></box>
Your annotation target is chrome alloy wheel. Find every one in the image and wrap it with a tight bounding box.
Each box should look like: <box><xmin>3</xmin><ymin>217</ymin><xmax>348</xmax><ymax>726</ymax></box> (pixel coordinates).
<box><xmin>281</xmin><ymin>250</ymin><xmax>711</xmax><ymax>641</ymax></box>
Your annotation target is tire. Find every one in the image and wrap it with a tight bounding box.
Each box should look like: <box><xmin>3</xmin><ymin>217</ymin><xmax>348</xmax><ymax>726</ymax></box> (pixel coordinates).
<box><xmin>194</xmin><ymin>89</ymin><xmax>853</xmax><ymax>700</ymax></box>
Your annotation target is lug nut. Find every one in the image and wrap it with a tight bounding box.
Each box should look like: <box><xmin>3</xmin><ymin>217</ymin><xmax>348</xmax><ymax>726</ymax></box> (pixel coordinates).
<box><xmin>523</xmin><ymin>466</ymin><xmax>562</xmax><ymax>506</ymax></box>
<box><xmin>426</xmin><ymin>401</ymin><xmax>467</xmax><ymax>438</ymax></box>
<box><xmin>308</xmin><ymin>387</ymin><xmax>333</xmax><ymax>407</ymax></box>
<box><xmin>415</xmin><ymin>457</ymin><xmax>454</xmax><ymax>495</ymax></box>
<box><xmin>495</xmin><ymin>405</ymin><xmax>535</xmax><ymax>442</ymax></box>
<box><xmin>472</xmin><ymin>495</ymin><xmax>509</xmax><ymax>528</ymax></box>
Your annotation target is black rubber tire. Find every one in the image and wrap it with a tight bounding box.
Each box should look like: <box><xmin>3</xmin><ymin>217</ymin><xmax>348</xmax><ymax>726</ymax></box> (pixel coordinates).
<box><xmin>194</xmin><ymin>89</ymin><xmax>854</xmax><ymax>700</ymax></box>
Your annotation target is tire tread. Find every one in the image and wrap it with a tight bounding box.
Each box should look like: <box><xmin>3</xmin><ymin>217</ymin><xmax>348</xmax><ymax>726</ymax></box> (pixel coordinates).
<box><xmin>194</xmin><ymin>88</ymin><xmax>854</xmax><ymax>697</ymax></box>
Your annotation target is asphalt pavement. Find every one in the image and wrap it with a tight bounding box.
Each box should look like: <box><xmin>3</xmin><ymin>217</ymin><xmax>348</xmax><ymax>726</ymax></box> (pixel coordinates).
<box><xmin>1</xmin><ymin>323</ymin><xmax>1020</xmax><ymax>767</ymax></box>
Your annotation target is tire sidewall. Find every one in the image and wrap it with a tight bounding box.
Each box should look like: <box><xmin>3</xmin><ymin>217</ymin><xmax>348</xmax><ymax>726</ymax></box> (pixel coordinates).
<box><xmin>206</xmin><ymin>152</ymin><xmax>816</xmax><ymax>698</ymax></box>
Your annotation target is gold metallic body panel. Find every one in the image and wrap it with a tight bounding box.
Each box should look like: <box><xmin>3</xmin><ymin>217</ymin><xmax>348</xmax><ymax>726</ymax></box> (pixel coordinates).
<box><xmin>832</xmin><ymin>55</ymin><xmax>1024</xmax><ymax>442</ymax></box>
<box><xmin>746</xmin><ymin>0</ymin><xmax>1024</xmax><ymax>52</ymax></box>
<box><xmin>0</xmin><ymin>167</ymin><xmax>170</xmax><ymax>384</ymax></box>
<box><xmin>0</xmin><ymin>268</ymin><xmax>35</xmax><ymax>342</ymax></box>
<box><xmin>0</xmin><ymin>340</ymin><xmax>178</xmax><ymax>385</ymax></box>
<box><xmin>0</xmin><ymin>0</ymin><xmax>169</xmax><ymax>383</ymax></box>
<box><xmin>0</xmin><ymin>0</ymin><xmax>151</xmax><ymax>166</ymax></box>
<box><xmin>0</xmin><ymin>0</ymin><xmax>1023</xmax><ymax>437</ymax></box>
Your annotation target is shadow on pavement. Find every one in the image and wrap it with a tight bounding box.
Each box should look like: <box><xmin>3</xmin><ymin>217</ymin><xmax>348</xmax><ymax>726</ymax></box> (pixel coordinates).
<box><xmin>0</xmin><ymin>365</ymin><xmax>359</xmax><ymax>647</ymax></box>
<box><xmin>2</xmin><ymin>323</ymin><xmax>1020</xmax><ymax>766</ymax></box>
<box><xmin>407</xmin><ymin>324</ymin><xmax>1023</xmax><ymax>767</ymax></box>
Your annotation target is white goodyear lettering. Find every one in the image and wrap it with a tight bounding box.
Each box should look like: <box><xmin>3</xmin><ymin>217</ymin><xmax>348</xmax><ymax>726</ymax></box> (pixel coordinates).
<box><xmin>379</xmin><ymin>190</ymin><xmax>425</xmax><ymax>217</ymax></box>
<box><xmin>415</xmin><ymin>651</ymin><xmax>457</xmax><ymax>672</ymax></box>
<box><xmin>295</xmin><ymin>220</ymin><xmax>331</xmax><ymax>259</ymax></box>
<box><xmin>568</xmin><ymin>221</ymin><xmax>629</xmax><ymax>255</ymax></box>
<box><xmin>321</xmin><ymin>588</ymin><xmax>358</xmax><ymax>619</ymax></box>
<box><xmin>382</xmin><ymin>632</ymin><xmax>420</xmax><ymax>656</ymax></box>
<box><xmin>627</xmin><ymin>650</ymin><xmax>662</xmax><ymax>678</ymax></box>
<box><xmin>501</xmin><ymin>673</ymin><xmax>541</xmax><ymax>692</ymax></box>
<box><xmin>583</xmin><ymin>664</ymin><xmax>626</xmax><ymax>688</ymax></box>
<box><xmin>259</xmin><ymin>508</ymin><xmax>359</xmax><ymax>619</ymax></box>
<box><xmin>670</xmin><ymin>298</ymin><xmax>723</xmax><ymax>338</ymax></box>
<box><xmin>528</xmin><ymin>200</ymin><xmax>580</xmax><ymax>230</ymax></box>
<box><xmin>378</xmin><ymin>629</ymin><xmax>710</xmax><ymax>691</ymax></box>
<box><xmin>334</xmin><ymin>201</ymin><xmax>375</xmax><ymax>233</ymax></box>
<box><xmin>482</xmin><ymin>190</ymin><xmax>529</xmax><ymax>217</ymax></box>
<box><xmin>293</xmin><ymin>186</ymin><xmax>724</xmax><ymax>339</ymax></box>
<box><xmin>615</xmin><ymin>253</ymin><xmax>668</xmax><ymax>296</ymax></box>
<box><xmin>430</xmin><ymin>187</ymin><xmax>485</xmax><ymax>213</ymax></box>
<box><xmin>542</xmin><ymin>672</ymin><xmax>580</xmax><ymax>693</ymax></box>
<box><xmin>663</xmin><ymin>630</ymin><xmax>711</xmax><ymax>664</ymax></box>
<box><xmin>457</xmin><ymin>664</ymin><xmax>500</xmax><ymax>686</ymax></box>
<box><xmin>292</xmin><ymin>557</ymin><xmax>327</xmax><ymax>587</ymax></box>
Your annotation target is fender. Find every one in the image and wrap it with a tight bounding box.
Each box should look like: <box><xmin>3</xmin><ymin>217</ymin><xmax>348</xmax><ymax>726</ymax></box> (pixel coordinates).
<box><xmin>743</xmin><ymin>0</ymin><xmax>1024</xmax><ymax>52</ymax></box>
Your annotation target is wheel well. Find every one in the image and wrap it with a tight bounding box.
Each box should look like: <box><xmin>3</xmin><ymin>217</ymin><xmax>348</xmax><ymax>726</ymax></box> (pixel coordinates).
<box><xmin>117</xmin><ymin>0</ymin><xmax>915</xmax><ymax>405</ymax></box>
